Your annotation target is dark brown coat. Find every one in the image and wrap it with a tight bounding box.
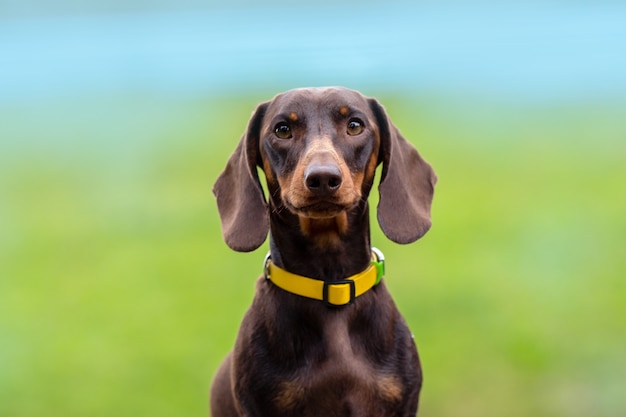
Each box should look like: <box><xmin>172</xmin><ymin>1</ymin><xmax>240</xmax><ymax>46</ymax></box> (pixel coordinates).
<box><xmin>211</xmin><ymin>87</ymin><xmax>436</xmax><ymax>416</ymax></box>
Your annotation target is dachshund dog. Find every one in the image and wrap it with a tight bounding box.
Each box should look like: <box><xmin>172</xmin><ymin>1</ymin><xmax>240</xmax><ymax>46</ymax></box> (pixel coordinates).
<box><xmin>211</xmin><ymin>87</ymin><xmax>436</xmax><ymax>416</ymax></box>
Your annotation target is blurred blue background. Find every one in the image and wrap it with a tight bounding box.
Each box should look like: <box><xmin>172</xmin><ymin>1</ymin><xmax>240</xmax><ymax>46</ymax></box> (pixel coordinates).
<box><xmin>3</xmin><ymin>0</ymin><xmax>626</xmax><ymax>100</ymax></box>
<box><xmin>1</xmin><ymin>1</ymin><xmax>625</xmax><ymax>416</ymax></box>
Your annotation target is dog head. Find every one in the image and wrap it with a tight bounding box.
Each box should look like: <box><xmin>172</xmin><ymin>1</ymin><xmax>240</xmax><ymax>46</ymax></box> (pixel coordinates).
<box><xmin>213</xmin><ymin>87</ymin><xmax>437</xmax><ymax>252</ymax></box>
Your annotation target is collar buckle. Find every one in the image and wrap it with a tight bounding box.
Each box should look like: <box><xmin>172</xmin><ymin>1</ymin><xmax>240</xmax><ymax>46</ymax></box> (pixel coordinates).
<box><xmin>323</xmin><ymin>279</ymin><xmax>356</xmax><ymax>307</ymax></box>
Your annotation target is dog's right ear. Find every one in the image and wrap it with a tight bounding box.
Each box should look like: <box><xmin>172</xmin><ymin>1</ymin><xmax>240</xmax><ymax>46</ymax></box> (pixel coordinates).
<box><xmin>213</xmin><ymin>102</ymin><xmax>269</xmax><ymax>252</ymax></box>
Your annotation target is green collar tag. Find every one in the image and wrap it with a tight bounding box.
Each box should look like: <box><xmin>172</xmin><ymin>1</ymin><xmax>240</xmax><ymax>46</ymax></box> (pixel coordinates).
<box><xmin>371</xmin><ymin>247</ymin><xmax>385</xmax><ymax>286</ymax></box>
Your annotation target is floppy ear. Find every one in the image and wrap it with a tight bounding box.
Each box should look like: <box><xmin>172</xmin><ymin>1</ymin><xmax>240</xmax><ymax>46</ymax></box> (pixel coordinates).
<box><xmin>212</xmin><ymin>102</ymin><xmax>269</xmax><ymax>252</ymax></box>
<box><xmin>369</xmin><ymin>99</ymin><xmax>437</xmax><ymax>244</ymax></box>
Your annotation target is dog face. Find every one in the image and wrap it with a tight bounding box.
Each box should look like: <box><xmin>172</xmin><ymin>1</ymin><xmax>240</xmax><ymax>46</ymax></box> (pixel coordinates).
<box><xmin>213</xmin><ymin>87</ymin><xmax>437</xmax><ymax>252</ymax></box>
<box><xmin>259</xmin><ymin>87</ymin><xmax>380</xmax><ymax>221</ymax></box>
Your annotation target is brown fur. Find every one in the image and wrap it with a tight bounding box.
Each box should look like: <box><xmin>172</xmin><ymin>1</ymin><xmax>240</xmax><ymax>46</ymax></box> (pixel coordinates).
<box><xmin>211</xmin><ymin>87</ymin><xmax>437</xmax><ymax>416</ymax></box>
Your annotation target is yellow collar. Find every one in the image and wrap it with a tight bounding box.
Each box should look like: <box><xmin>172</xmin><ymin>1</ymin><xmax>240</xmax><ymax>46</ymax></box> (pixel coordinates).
<box><xmin>263</xmin><ymin>248</ymin><xmax>385</xmax><ymax>307</ymax></box>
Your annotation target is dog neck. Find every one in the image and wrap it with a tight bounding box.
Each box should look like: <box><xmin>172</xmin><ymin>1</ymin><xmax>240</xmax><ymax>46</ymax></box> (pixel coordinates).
<box><xmin>267</xmin><ymin>201</ymin><xmax>373</xmax><ymax>282</ymax></box>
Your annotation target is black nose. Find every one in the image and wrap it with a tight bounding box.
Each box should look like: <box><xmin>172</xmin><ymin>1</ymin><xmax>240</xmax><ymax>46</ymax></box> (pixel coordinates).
<box><xmin>304</xmin><ymin>163</ymin><xmax>342</xmax><ymax>196</ymax></box>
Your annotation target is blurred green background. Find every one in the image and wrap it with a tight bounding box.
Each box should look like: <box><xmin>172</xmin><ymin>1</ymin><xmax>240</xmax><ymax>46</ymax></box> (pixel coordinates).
<box><xmin>1</xmin><ymin>1</ymin><xmax>625</xmax><ymax>416</ymax></box>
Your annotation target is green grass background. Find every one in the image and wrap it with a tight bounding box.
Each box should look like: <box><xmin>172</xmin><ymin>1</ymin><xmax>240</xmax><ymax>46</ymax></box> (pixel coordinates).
<box><xmin>1</xmin><ymin>93</ymin><xmax>625</xmax><ymax>416</ymax></box>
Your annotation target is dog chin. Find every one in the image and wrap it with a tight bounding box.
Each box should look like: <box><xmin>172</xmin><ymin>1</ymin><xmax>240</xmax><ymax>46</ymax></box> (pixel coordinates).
<box><xmin>300</xmin><ymin>209</ymin><xmax>344</xmax><ymax>219</ymax></box>
<box><xmin>288</xmin><ymin>201</ymin><xmax>348</xmax><ymax>219</ymax></box>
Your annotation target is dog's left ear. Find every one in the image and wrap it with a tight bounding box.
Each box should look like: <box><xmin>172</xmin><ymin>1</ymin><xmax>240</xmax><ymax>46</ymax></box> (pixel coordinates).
<box><xmin>369</xmin><ymin>98</ymin><xmax>437</xmax><ymax>244</ymax></box>
<box><xmin>213</xmin><ymin>102</ymin><xmax>269</xmax><ymax>252</ymax></box>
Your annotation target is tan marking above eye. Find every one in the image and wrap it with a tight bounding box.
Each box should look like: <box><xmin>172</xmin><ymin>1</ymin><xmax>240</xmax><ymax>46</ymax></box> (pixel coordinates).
<box><xmin>288</xmin><ymin>112</ymin><xmax>299</xmax><ymax>122</ymax></box>
<box><xmin>339</xmin><ymin>106</ymin><xmax>349</xmax><ymax>116</ymax></box>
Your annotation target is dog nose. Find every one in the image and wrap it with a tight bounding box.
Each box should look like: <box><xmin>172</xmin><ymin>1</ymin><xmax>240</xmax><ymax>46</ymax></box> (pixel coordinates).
<box><xmin>305</xmin><ymin>163</ymin><xmax>342</xmax><ymax>196</ymax></box>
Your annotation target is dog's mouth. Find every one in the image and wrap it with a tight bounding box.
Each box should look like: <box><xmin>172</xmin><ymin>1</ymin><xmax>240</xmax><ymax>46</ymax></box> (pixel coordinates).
<box><xmin>285</xmin><ymin>199</ymin><xmax>354</xmax><ymax>219</ymax></box>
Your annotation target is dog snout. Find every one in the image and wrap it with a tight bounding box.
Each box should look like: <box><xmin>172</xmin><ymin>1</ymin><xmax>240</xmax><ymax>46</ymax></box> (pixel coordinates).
<box><xmin>304</xmin><ymin>162</ymin><xmax>342</xmax><ymax>196</ymax></box>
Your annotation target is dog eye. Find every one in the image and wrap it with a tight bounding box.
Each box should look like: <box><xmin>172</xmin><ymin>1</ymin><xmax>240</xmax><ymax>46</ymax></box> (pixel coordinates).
<box><xmin>274</xmin><ymin>122</ymin><xmax>292</xmax><ymax>139</ymax></box>
<box><xmin>347</xmin><ymin>119</ymin><xmax>364</xmax><ymax>136</ymax></box>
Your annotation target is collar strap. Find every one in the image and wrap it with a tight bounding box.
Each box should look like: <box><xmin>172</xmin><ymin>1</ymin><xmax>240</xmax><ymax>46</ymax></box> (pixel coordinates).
<box><xmin>263</xmin><ymin>247</ymin><xmax>385</xmax><ymax>307</ymax></box>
